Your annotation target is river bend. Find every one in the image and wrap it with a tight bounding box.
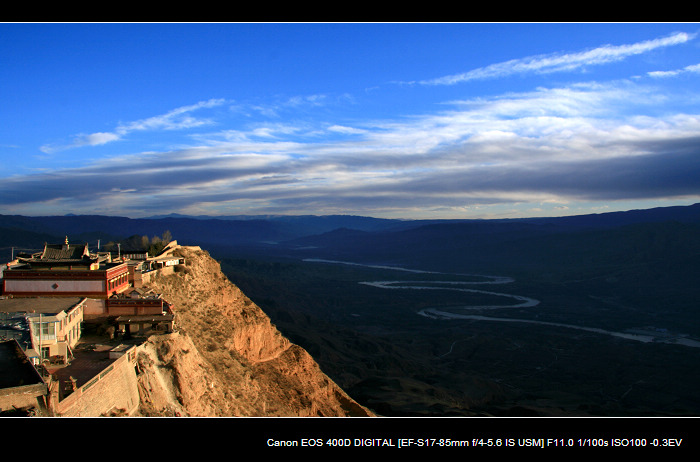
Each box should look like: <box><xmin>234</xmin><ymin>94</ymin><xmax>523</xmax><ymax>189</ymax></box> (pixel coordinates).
<box><xmin>304</xmin><ymin>258</ymin><xmax>700</xmax><ymax>349</ymax></box>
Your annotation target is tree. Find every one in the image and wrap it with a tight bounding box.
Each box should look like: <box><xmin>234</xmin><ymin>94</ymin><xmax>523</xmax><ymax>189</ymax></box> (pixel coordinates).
<box><xmin>147</xmin><ymin>231</ymin><xmax>173</xmax><ymax>257</ymax></box>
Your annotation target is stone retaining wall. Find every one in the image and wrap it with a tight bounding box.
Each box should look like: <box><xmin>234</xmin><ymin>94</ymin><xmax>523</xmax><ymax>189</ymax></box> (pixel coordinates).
<box><xmin>52</xmin><ymin>346</ymin><xmax>140</xmax><ymax>416</ymax></box>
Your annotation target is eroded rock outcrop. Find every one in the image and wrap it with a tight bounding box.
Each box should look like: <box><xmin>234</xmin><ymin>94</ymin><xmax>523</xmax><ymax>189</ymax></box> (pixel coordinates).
<box><xmin>134</xmin><ymin>246</ymin><xmax>373</xmax><ymax>417</ymax></box>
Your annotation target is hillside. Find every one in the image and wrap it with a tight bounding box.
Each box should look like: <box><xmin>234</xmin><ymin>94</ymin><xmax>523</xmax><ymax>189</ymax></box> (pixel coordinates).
<box><xmin>133</xmin><ymin>246</ymin><xmax>373</xmax><ymax>417</ymax></box>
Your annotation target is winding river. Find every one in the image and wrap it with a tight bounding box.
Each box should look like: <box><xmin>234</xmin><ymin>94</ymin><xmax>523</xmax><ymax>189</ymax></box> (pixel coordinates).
<box><xmin>304</xmin><ymin>258</ymin><xmax>700</xmax><ymax>349</ymax></box>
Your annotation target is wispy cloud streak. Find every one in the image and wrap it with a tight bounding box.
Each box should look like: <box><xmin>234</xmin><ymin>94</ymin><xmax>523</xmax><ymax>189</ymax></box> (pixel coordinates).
<box><xmin>648</xmin><ymin>62</ymin><xmax>700</xmax><ymax>78</ymax></box>
<box><xmin>420</xmin><ymin>32</ymin><xmax>695</xmax><ymax>86</ymax></box>
<box><xmin>40</xmin><ymin>98</ymin><xmax>226</xmax><ymax>153</ymax></box>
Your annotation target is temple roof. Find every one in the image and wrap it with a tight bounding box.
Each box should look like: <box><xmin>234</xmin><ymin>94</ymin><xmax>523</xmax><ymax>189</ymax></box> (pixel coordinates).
<box><xmin>14</xmin><ymin>237</ymin><xmax>101</xmax><ymax>267</ymax></box>
<box><xmin>40</xmin><ymin>237</ymin><xmax>90</xmax><ymax>260</ymax></box>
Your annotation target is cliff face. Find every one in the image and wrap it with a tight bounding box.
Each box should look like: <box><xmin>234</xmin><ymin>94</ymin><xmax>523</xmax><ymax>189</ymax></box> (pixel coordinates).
<box><xmin>134</xmin><ymin>246</ymin><xmax>373</xmax><ymax>417</ymax></box>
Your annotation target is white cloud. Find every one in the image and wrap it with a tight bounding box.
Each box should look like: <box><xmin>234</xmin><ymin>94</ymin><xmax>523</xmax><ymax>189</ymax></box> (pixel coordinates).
<box><xmin>327</xmin><ymin>124</ymin><xmax>367</xmax><ymax>135</ymax></box>
<box><xmin>116</xmin><ymin>98</ymin><xmax>226</xmax><ymax>133</ymax></box>
<box><xmin>420</xmin><ymin>32</ymin><xmax>695</xmax><ymax>86</ymax></box>
<box><xmin>40</xmin><ymin>132</ymin><xmax>121</xmax><ymax>153</ymax></box>
<box><xmin>648</xmin><ymin>62</ymin><xmax>700</xmax><ymax>78</ymax></box>
<box><xmin>285</xmin><ymin>94</ymin><xmax>327</xmax><ymax>107</ymax></box>
<box><xmin>40</xmin><ymin>98</ymin><xmax>227</xmax><ymax>153</ymax></box>
<box><xmin>83</xmin><ymin>132</ymin><xmax>121</xmax><ymax>145</ymax></box>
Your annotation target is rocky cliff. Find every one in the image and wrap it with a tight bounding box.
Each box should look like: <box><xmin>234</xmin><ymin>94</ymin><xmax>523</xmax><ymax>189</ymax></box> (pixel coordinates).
<box><xmin>133</xmin><ymin>245</ymin><xmax>374</xmax><ymax>417</ymax></box>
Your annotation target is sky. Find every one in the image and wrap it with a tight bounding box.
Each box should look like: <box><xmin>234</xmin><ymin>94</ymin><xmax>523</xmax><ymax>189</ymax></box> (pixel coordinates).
<box><xmin>2</xmin><ymin>22</ymin><xmax>700</xmax><ymax>220</ymax></box>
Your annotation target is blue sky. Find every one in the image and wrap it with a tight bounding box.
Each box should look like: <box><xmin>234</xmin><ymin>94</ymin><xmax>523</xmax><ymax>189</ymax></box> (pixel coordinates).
<box><xmin>2</xmin><ymin>22</ymin><xmax>700</xmax><ymax>219</ymax></box>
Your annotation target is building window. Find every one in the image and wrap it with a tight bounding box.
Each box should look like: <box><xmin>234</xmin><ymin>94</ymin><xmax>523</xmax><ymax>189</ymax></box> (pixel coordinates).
<box><xmin>33</xmin><ymin>321</ymin><xmax>56</xmax><ymax>340</ymax></box>
<box><xmin>42</xmin><ymin>322</ymin><xmax>55</xmax><ymax>336</ymax></box>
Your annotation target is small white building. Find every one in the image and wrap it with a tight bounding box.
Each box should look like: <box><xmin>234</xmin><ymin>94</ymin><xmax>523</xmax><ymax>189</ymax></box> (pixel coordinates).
<box><xmin>0</xmin><ymin>297</ymin><xmax>86</xmax><ymax>364</ymax></box>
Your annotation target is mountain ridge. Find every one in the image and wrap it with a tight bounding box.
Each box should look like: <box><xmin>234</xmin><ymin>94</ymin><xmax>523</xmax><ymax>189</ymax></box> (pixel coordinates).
<box><xmin>3</xmin><ymin>203</ymin><xmax>700</xmax><ymax>259</ymax></box>
<box><xmin>134</xmin><ymin>245</ymin><xmax>373</xmax><ymax>416</ymax></box>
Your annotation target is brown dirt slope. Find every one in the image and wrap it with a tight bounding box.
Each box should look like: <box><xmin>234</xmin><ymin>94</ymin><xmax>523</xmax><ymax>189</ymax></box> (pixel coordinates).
<box><xmin>136</xmin><ymin>246</ymin><xmax>374</xmax><ymax>417</ymax></box>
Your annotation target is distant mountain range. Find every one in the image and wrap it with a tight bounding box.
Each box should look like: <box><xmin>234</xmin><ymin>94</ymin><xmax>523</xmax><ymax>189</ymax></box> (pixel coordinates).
<box><xmin>2</xmin><ymin>203</ymin><xmax>700</xmax><ymax>263</ymax></box>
